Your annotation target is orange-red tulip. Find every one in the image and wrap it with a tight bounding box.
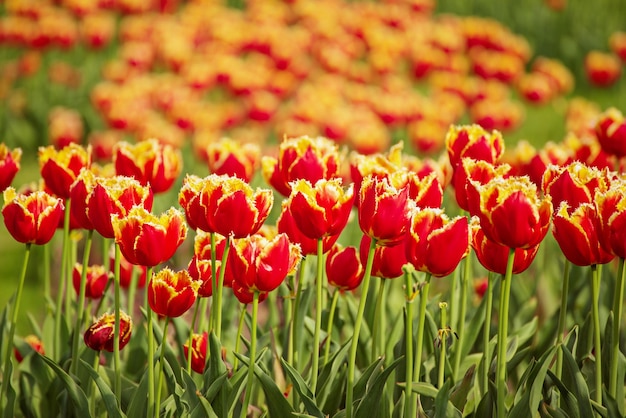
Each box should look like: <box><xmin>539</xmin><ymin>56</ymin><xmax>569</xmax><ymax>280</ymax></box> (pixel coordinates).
<box><xmin>69</xmin><ymin>169</ymin><xmax>98</xmax><ymax>230</ymax></box>
<box><xmin>112</xmin><ymin>206</ymin><xmax>187</xmax><ymax>267</ymax></box>
<box><xmin>84</xmin><ymin>311</ymin><xmax>132</xmax><ymax>352</ymax></box>
<box><xmin>0</xmin><ymin>144</ymin><xmax>21</xmax><ymax>192</ymax></box>
<box><xmin>72</xmin><ymin>263</ymin><xmax>109</xmax><ymax>299</ymax></box>
<box><xmin>148</xmin><ymin>268</ymin><xmax>199</xmax><ymax>318</ymax></box>
<box><xmin>585</xmin><ymin>51</ymin><xmax>622</xmax><ymax>87</ymax></box>
<box><xmin>405</xmin><ymin>207</ymin><xmax>470</xmax><ymax>277</ymax></box>
<box><xmin>206</xmin><ymin>138</ymin><xmax>261</xmax><ymax>183</ymax></box>
<box><xmin>14</xmin><ymin>335</ymin><xmax>45</xmax><ymax>363</ymax></box>
<box><xmin>183</xmin><ymin>331</ymin><xmax>208</xmax><ymax>374</ymax></box>
<box><xmin>595</xmin><ymin>107</ymin><xmax>626</xmax><ymax>158</ymax></box>
<box><xmin>262</xmin><ymin>135</ymin><xmax>341</xmax><ymax>197</ymax></box>
<box><xmin>2</xmin><ymin>188</ymin><xmax>64</xmax><ymax>245</ymax></box>
<box><xmin>114</xmin><ymin>138</ymin><xmax>182</xmax><ymax>194</ymax></box>
<box><xmin>455</xmin><ymin>158</ymin><xmax>511</xmax><ymax>212</ymax></box>
<box><xmin>39</xmin><ymin>143</ymin><xmax>91</xmax><ymax>199</ymax></box>
<box><xmin>326</xmin><ymin>244</ymin><xmax>364</xmax><ymax>291</ymax></box>
<box><xmin>446</xmin><ymin>124</ymin><xmax>505</xmax><ymax>172</ymax></box>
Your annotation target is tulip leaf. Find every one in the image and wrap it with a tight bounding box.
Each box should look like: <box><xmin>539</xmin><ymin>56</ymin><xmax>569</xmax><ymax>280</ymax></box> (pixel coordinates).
<box><xmin>233</xmin><ymin>352</ymin><xmax>295</xmax><ymax>417</ymax></box>
<box><xmin>354</xmin><ymin>356</ymin><xmax>402</xmax><ymax>418</ymax></box>
<box><xmin>508</xmin><ymin>345</ymin><xmax>557</xmax><ymax>418</ymax></box>
<box><xmin>280</xmin><ymin>357</ymin><xmax>325</xmax><ymax>418</ymax></box>
<box><xmin>546</xmin><ymin>369</ymin><xmax>581</xmax><ymax>418</ymax></box>
<box><xmin>449</xmin><ymin>364</ymin><xmax>476</xmax><ymax>411</ymax></box>
<box><xmin>434</xmin><ymin>378</ymin><xmax>462</xmax><ymax>418</ymax></box>
<box><xmin>4</xmin><ymin>360</ymin><xmax>17</xmax><ymax>418</ymax></box>
<box><xmin>560</xmin><ymin>345</ymin><xmax>594</xmax><ymax>418</ymax></box>
<box><xmin>180</xmin><ymin>370</ymin><xmax>219</xmax><ymax>418</ymax></box>
<box><xmin>317</xmin><ymin>339</ymin><xmax>350</xmax><ymax>406</ymax></box>
<box><xmin>353</xmin><ymin>356</ymin><xmax>385</xmax><ymax>401</ymax></box>
<box><xmin>79</xmin><ymin>359</ymin><xmax>125</xmax><ymax>418</ymax></box>
<box><xmin>474</xmin><ymin>380</ymin><xmax>496</xmax><ymax>418</ymax></box>
<box><xmin>37</xmin><ymin>353</ymin><xmax>91</xmax><ymax>417</ymax></box>
<box><xmin>320</xmin><ymin>364</ymin><xmax>347</xmax><ymax>414</ymax></box>
<box><xmin>539</xmin><ymin>402</ymin><xmax>570</xmax><ymax>418</ymax></box>
<box><xmin>458</xmin><ymin>286</ymin><xmax>488</xmax><ymax>361</ymax></box>
<box><xmin>126</xmin><ymin>367</ymin><xmax>150</xmax><ymax>417</ymax></box>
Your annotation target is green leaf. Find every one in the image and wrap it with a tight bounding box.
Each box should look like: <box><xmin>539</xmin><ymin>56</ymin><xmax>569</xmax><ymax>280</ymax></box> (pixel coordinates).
<box><xmin>459</xmin><ymin>286</ymin><xmax>488</xmax><ymax>361</ymax></box>
<box><xmin>449</xmin><ymin>364</ymin><xmax>475</xmax><ymax>411</ymax></box>
<box><xmin>4</xmin><ymin>360</ymin><xmax>16</xmax><ymax>418</ymax></box>
<box><xmin>508</xmin><ymin>345</ymin><xmax>557</xmax><ymax>418</ymax></box>
<box><xmin>434</xmin><ymin>378</ymin><xmax>462</xmax><ymax>418</ymax></box>
<box><xmin>560</xmin><ymin>345</ymin><xmax>594</xmax><ymax>418</ymax></box>
<box><xmin>37</xmin><ymin>354</ymin><xmax>91</xmax><ymax>417</ymax></box>
<box><xmin>79</xmin><ymin>359</ymin><xmax>125</xmax><ymax>418</ymax></box>
<box><xmin>317</xmin><ymin>339</ymin><xmax>350</xmax><ymax>407</ymax></box>
<box><xmin>126</xmin><ymin>367</ymin><xmax>150</xmax><ymax>417</ymax></box>
<box><xmin>353</xmin><ymin>356</ymin><xmax>385</xmax><ymax>401</ymax></box>
<box><xmin>546</xmin><ymin>370</ymin><xmax>581</xmax><ymax>418</ymax></box>
<box><xmin>354</xmin><ymin>357</ymin><xmax>402</xmax><ymax>418</ymax></box>
<box><xmin>539</xmin><ymin>402</ymin><xmax>570</xmax><ymax>418</ymax></box>
<box><xmin>474</xmin><ymin>380</ymin><xmax>495</xmax><ymax>418</ymax></box>
<box><xmin>280</xmin><ymin>357</ymin><xmax>324</xmax><ymax>418</ymax></box>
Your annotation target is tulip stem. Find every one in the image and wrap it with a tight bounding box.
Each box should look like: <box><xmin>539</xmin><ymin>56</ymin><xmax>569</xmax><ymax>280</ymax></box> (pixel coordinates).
<box><xmin>188</xmin><ymin>299</ymin><xmax>201</xmax><ymax>374</ymax></box>
<box><xmin>323</xmin><ymin>289</ymin><xmax>340</xmax><ymax>365</ymax></box>
<box><xmin>146</xmin><ymin>266</ymin><xmax>155</xmax><ymax>418</ymax></box>
<box><xmin>240</xmin><ymin>291</ymin><xmax>260</xmax><ymax>418</ymax></box>
<box><xmin>214</xmin><ymin>236</ymin><xmax>231</xmax><ymax>341</ymax></box>
<box><xmin>404</xmin><ymin>269</ymin><xmax>416</xmax><ymax>418</ymax></box>
<box><xmin>453</xmin><ymin>253</ymin><xmax>471</xmax><ymax>379</ymax></box>
<box><xmin>346</xmin><ymin>237</ymin><xmax>377</xmax><ymax>418</ymax></box>
<box><xmin>113</xmin><ymin>243</ymin><xmax>122</xmax><ymax>408</ymax></box>
<box><xmin>554</xmin><ymin>259</ymin><xmax>571</xmax><ymax>405</ymax></box>
<box><xmin>311</xmin><ymin>238</ymin><xmax>324</xmax><ymax>395</ymax></box>
<box><xmin>70</xmin><ymin>230</ymin><xmax>94</xmax><ymax>377</ymax></box>
<box><xmin>63</xmin><ymin>199</ymin><xmax>74</xmax><ymax>321</ymax></box>
<box><xmin>590</xmin><ymin>264</ymin><xmax>603</xmax><ymax>406</ymax></box>
<box><xmin>233</xmin><ymin>303</ymin><xmax>246</xmax><ymax>371</ymax></box>
<box><xmin>0</xmin><ymin>243</ymin><xmax>31</xmax><ymax>417</ymax></box>
<box><xmin>414</xmin><ymin>273</ymin><xmax>432</xmax><ymax>387</ymax></box>
<box><xmin>54</xmin><ymin>199</ymin><xmax>72</xmax><ymax>360</ymax></box>
<box><xmin>481</xmin><ymin>271</ymin><xmax>495</xmax><ymax>396</ymax></box>
<box><xmin>372</xmin><ymin>277</ymin><xmax>387</xmax><ymax>361</ymax></box>
<box><xmin>156</xmin><ymin>317</ymin><xmax>170</xmax><ymax>416</ymax></box>
<box><xmin>610</xmin><ymin>258</ymin><xmax>625</xmax><ymax>407</ymax></box>
<box><xmin>438</xmin><ymin>302</ymin><xmax>448</xmax><ymax>389</ymax></box>
<box><xmin>209</xmin><ymin>232</ymin><xmax>218</xmax><ymax>334</ymax></box>
<box><xmin>43</xmin><ymin>243</ymin><xmax>51</xmax><ymax>308</ymax></box>
<box><xmin>496</xmin><ymin>248</ymin><xmax>515</xmax><ymax>418</ymax></box>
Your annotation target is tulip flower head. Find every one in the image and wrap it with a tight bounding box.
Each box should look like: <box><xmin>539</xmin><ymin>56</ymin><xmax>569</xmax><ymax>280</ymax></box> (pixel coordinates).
<box><xmin>207</xmin><ymin>138</ymin><xmax>261</xmax><ymax>183</ymax></box>
<box><xmin>286</xmin><ymin>178</ymin><xmax>354</xmax><ymax>240</ymax></box>
<box><xmin>188</xmin><ymin>255</ymin><xmax>219</xmax><ymax>297</ymax></box>
<box><xmin>148</xmin><ymin>268</ymin><xmax>200</xmax><ymax>318</ymax></box>
<box><xmin>455</xmin><ymin>158</ymin><xmax>511</xmax><ymax>212</ymax></box>
<box><xmin>542</xmin><ymin>162</ymin><xmax>609</xmax><ymax>212</ymax></box>
<box><xmin>114</xmin><ymin>138</ymin><xmax>183</xmax><ymax>194</ymax></box>
<box><xmin>262</xmin><ymin>135</ymin><xmax>341</xmax><ymax>197</ymax></box>
<box><xmin>405</xmin><ymin>207</ymin><xmax>470</xmax><ymax>277</ymax></box>
<box><xmin>39</xmin><ymin>143</ymin><xmax>91</xmax><ymax>199</ymax></box>
<box><xmin>0</xmin><ymin>144</ymin><xmax>21</xmax><ymax>192</ymax></box>
<box><xmin>277</xmin><ymin>200</ymin><xmax>340</xmax><ymax>255</ymax></box>
<box><xmin>84</xmin><ymin>311</ymin><xmax>132</xmax><ymax>352</ymax></box>
<box><xmin>595</xmin><ymin>177</ymin><xmax>626</xmax><ymax>258</ymax></box>
<box><xmin>468</xmin><ymin>175</ymin><xmax>552</xmax><ymax>249</ymax></box>
<box><xmin>14</xmin><ymin>335</ymin><xmax>45</xmax><ymax>363</ymax></box>
<box><xmin>595</xmin><ymin>107</ymin><xmax>626</xmax><ymax>158</ymax></box>
<box><xmin>2</xmin><ymin>188</ymin><xmax>65</xmax><ymax>245</ymax></box>
<box><xmin>72</xmin><ymin>263</ymin><xmax>109</xmax><ymax>299</ymax></box>
<box><xmin>326</xmin><ymin>244</ymin><xmax>364</xmax><ymax>291</ymax></box>
<box><xmin>446</xmin><ymin>124</ymin><xmax>505</xmax><ymax>172</ymax></box>
<box><xmin>183</xmin><ymin>331</ymin><xmax>208</xmax><ymax>374</ymax></box>
<box><xmin>360</xmin><ymin>234</ymin><xmax>408</xmax><ymax>279</ymax></box>
<box><xmin>179</xmin><ymin>174</ymin><xmax>272</xmax><ymax>238</ymax></box>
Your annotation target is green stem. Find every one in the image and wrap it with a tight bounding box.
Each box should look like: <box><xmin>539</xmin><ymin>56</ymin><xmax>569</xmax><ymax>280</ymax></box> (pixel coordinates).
<box><xmin>155</xmin><ymin>317</ymin><xmax>170</xmax><ymax>416</ymax></box>
<box><xmin>554</xmin><ymin>258</ymin><xmax>571</xmax><ymax>404</ymax></box>
<box><xmin>591</xmin><ymin>264</ymin><xmax>603</xmax><ymax>406</ymax></box>
<box><xmin>372</xmin><ymin>277</ymin><xmax>387</xmax><ymax>361</ymax></box>
<box><xmin>496</xmin><ymin>248</ymin><xmax>515</xmax><ymax>418</ymax></box>
<box><xmin>233</xmin><ymin>303</ymin><xmax>247</xmax><ymax>371</ymax></box>
<box><xmin>610</xmin><ymin>258</ymin><xmax>625</xmax><ymax>406</ymax></box>
<box><xmin>323</xmin><ymin>289</ymin><xmax>340</xmax><ymax>365</ymax></box>
<box><xmin>438</xmin><ymin>302</ymin><xmax>448</xmax><ymax>388</ymax></box>
<box><xmin>146</xmin><ymin>266</ymin><xmax>155</xmax><ymax>418</ymax></box>
<box><xmin>292</xmin><ymin>256</ymin><xmax>307</xmax><ymax>375</ymax></box>
<box><xmin>404</xmin><ymin>270</ymin><xmax>417</xmax><ymax>418</ymax></box>
<box><xmin>64</xmin><ymin>200</ymin><xmax>74</xmax><ymax>321</ymax></box>
<box><xmin>214</xmin><ymin>236</ymin><xmax>231</xmax><ymax>341</ymax></box>
<box><xmin>285</xmin><ymin>273</ymin><xmax>295</xmax><ymax>366</ymax></box>
<box><xmin>414</xmin><ymin>273</ymin><xmax>432</xmax><ymax>386</ymax></box>
<box><xmin>482</xmin><ymin>271</ymin><xmax>495</xmax><ymax>396</ymax></box>
<box><xmin>89</xmin><ymin>351</ymin><xmax>99</xmax><ymax>417</ymax></box>
<box><xmin>209</xmin><ymin>232</ymin><xmax>217</xmax><ymax>333</ymax></box>
<box><xmin>127</xmin><ymin>264</ymin><xmax>140</xmax><ymax>319</ymax></box>
<box><xmin>43</xmin><ymin>243</ymin><xmax>51</xmax><ymax>307</ymax></box>
<box><xmin>187</xmin><ymin>298</ymin><xmax>201</xmax><ymax>374</ymax></box>
<box><xmin>113</xmin><ymin>243</ymin><xmax>122</xmax><ymax>408</ymax></box>
<box><xmin>54</xmin><ymin>199</ymin><xmax>72</xmax><ymax>359</ymax></box>
<box><xmin>453</xmin><ymin>253</ymin><xmax>471</xmax><ymax>379</ymax></box>
<box><xmin>311</xmin><ymin>238</ymin><xmax>324</xmax><ymax>395</ymax></box>
<box><xmin>70</xmin><ymin>230</ymin><xmax>94</xmax><ymax>376</ymax></box>
<box><xmin>240</xmin><ymin>292</ymin><xmax>260</xmax><ymax>418</ymax></box>
<box><xmin>346</xmin><ymin>237</ymin><xmax>377</xmax><ymax>418</ymax></box>
<box><xmin>0</xmin><ymin>244</ymin><xmax>31</xmax><ymax>417</ymax></box>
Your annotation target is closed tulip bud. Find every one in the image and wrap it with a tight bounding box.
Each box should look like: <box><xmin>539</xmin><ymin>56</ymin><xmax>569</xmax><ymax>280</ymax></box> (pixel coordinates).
<box><xmin>2</xmin><ymin>188</ymin><xmax>64</xmax><ymax>245</ymax></box>
<box><xmin>183</xmin><ymin>331</ymin><xmax>208</xmax><ymax>374</ymax></box>
<box><xmin>84</xmin><ymin>311</ymin><xmax>132</xmax><ymax>352</ymax></box>
<box><xmin>148</xmin><ymin>268</ymin><xmax>200</xmax><ymax>318</ymax></box>
<box><xmin>326</xmin><ymin>244</ymin><xmax>364</xmax><ymax>291</ymax></box>
<box><xmin>72</xmin><ymin>263</ymin><xmax>109</xmax><ymax>299</ymax></box>
<box><xmin>0</xmin><ymin>144</ymin><xmax>21</xmax><ymax>192</ymax></box>
<box><xmin>359</xmin><ymin>234</ymin><xmax>408</xmax><ymax>279</ymax></box>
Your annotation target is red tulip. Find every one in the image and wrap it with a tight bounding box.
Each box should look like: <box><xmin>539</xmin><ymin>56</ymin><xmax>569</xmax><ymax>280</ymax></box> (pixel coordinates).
<box><xmin>109</xmin><ymin>246</ymin><xmax>147</xmax><ymax>289</ymax></box>
<box><xmin>595</xmin><ymin>178</ymin><xmax>626</xmax><ymax>259</ymax></box>
<box><xmin>183</xmin><ymin>331</ymin><xmax>208</xmax><ymax>374</ymax></box>
<box><xmin>69</xmin><ymin>169</ymin><xmax>98</xmax><ymax>230</ymax></box>
<box><xmin>595</xmin><ymin>107</ymin><xmax>626</xmax><ymax>158</ymax></box>
<box><xmin>84</xmin><ymin>311</ymin><xmax>132</xmax><ymax>352</ymax></box>
<box><xmin>277</xmin><ymin>201</ymin><xmax>339</xmax><ymax>256</ymax></box>
<box><xmin>14</xmin><ymin>335</ymin><xmax>45</xmax><ymax>363</ymax></box>
<box><xmin>542</xmin><ymin>162</ymin><xmax>609</xmax><ymax>212</ymax></box>
<box><xmin>188</xmin><ymin>256</ymin><xmax>219</xmax><ymax>297</ymax></box>
<box><xmin>0</xmin><ymin>144</ymin><xmax>21</xmax><ymax>192</ymax></box>
<box><xmin>39</xmin><ymin>143</ymin><xmax>91</xmax><ymax>199</ymax></box>
<box><xmin>326</xmin><ymin>244</ymin><xmax>364</xmax><ymax>291</ymax></box>
<box><xmin>112</xmin><ymin>206</ymin><xmax>187</xmax><ymax>267</ymax></box>
<box><xmin>455</xmin><ymin>158</ymin><xmax>511</xmax><ymax>212</ymax></box>
<box><xmin>148</xmin><ymin>268</ymin><xmax>199</xmax><ymax>318</ymax></box>
<box><xmin>207</xmin><ymin>138</ymin><xmax>261</xmax><ymax>183</ymax></box>
<box><xmin>2</xmin><ymin>188</ymin><xmax>64</xmax><ymax>245</ymax></box>
<box><xmin>405</xmin><ymin>208</ymin><xmax>470</xmax><ymax>277</ymax></box>
<box><xmin>446</xmin><ymin>124</ymin><xmax>505</xmax><ymax>173</ymax></box>
<box><xmin>72</xmin><ymin>263</ymin><xmax>109</xmax><ymax>299</ymax></box>
<box><xmin>585</xmin><ymin>51</ymin><xmax>622</xmax><ymax>87</ymax></box>
<box><xmin>360</xmin><ymin>234</ymin><xmax>408</xmax><ymax>279</ymax></box>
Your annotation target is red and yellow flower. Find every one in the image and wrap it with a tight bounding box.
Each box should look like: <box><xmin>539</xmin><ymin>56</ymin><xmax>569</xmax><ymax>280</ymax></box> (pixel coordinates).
<box><xmin>148</xmin><ymin>268</ymin><xmax>200</xmax><ymax>318</ymax></box>
<box><xmin>206</xmin><ymin>138</ymin><xmax>261</xmax><ymax>183</ymax></box>
<box><xmin>86</xmin><ymin>175</ymin><xmax>153</xmax><ymax>239</ymax></box>
<box><xmin>360</xmin><ymin>235</ymin><xmax>408</xmax><ymax>279</ymax></box>
<box><xmin>285</xmin><ymin>178</ymin><xmax>354</xmax><ymax>240</ymax></box>
<box><xmin>405</xmin><ymin>207</ymin><xmax>470</xmax><ymax>277</ymax></box>
<box><xmin>112</xmin><ymin>206</ymin><xmax>187</xmax><ymax>267</ymax></box>
<box><xmin>470</xmin><ymin>218</ymin><xmax>539</xmax><ymax>275</ymax></box>
<box><xmin>584</xmin><ymin>51</ymin><xmax>622</xmax><ymax>88</ymax></box>
<box><xmin>113</xmin><ymin>138</ymin><xmax>182</xmax><ymax>194</ymax></box>
<box><xmin>468</xmin><ymin>175</ymin><xmax>552</xmax><ymax>249</ymax></box>
<box><xmin>358</xmin><ymin>172</ymin><xmax>412</xmax><ymax>247</ymax></box>
<box><xmin>595</xmin><ymin>178</ymin><xmax>626</xmax><ymax>259</ymax></box>
<box><xmin>455</xmin><ymin>158</ymin><xmax>511</xmax><ymax>212</ymax></box>
<box><xmin>552</xmin><ymin>202</ymin><xmax>614</xmax><ymax>267</ymax></box>
<box><xmin>72</xmin><ymin>263</ymin><xmax>109</xmax><ymax>299</ymax></box>
<box><xmin>229</xmin><ymin>233</ymin><xmax>301</xmax><ymax>302</ymax></box>
<box><xmin>326</xmin><ymin>244</ymin><xmax>364</xmax><ymax>291</ymax></box>
<box><xmin>0</xmin><ymin>144</ymin><xmax>21</xmax><ymax>192</ymax></box>
<box><xmin>542</xmin><ymin>162</ymin><xmax>609</xmax><ymax>211</ymax></box>
<box><xmin>14</xmin><ymin>335</ymin><xmax>45</xmax><ymax>363</ymax></box>
<box><xmin>69</xmin><ymin>169</ymin><xmax>98</xmax><ymax>230</ymax></box>
<box><xmin>183</xmin><ymin>331</ymin><xmax>208</xmax><ymax>374</ymax></box>
<box><xmin>179</xmin><ymin>174</ymin><xmax>272</xmax><ymax>238</ymax></box>
<box><xmin>595</xmin><ymin>107</ymin><xmax>626</xmax><ymax>158</ymax></box>
<box><xmin>187</xmin><ymin>255</ymin><xmax>219</xmax><ymax>298</ymax></box>
<box><xmin>276</xmin><ymin>201</ymin><xmax>340</xmax><ymax>256</ymax></box>
<box><xmin>109</xmin><ymin>247</ymin><xmax>147</xmax><ymax>289</ymax></box>
<box><xmin>84</xmin><ymin>311</ymin><xmax>132</xmax><ymax>352</ymax></box>
<box><xmin>262</xmin><ymin>135</ymin><xmax>341</xmax><ymax>197</ymax></box>
<box><xmin>39</xmin><ymin>143</ymin><xmax>91</xmax><ymax>199</ymax></box>
<box><xmin>2</xmin><ymin>188</ymin><xmax>64</xmax><ymax>245</ymax></box>
<box><xmin>446</xmin><ymin>124</ymin><xmax>505</xmax><ymax>173</ymax></box>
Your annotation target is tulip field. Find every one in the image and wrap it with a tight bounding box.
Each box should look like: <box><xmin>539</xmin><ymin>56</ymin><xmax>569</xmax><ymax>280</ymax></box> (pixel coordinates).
<box><xmin>2</xmin><ymin>0</ymin><xmax>626</xmax><ymax>417</ymax></box>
